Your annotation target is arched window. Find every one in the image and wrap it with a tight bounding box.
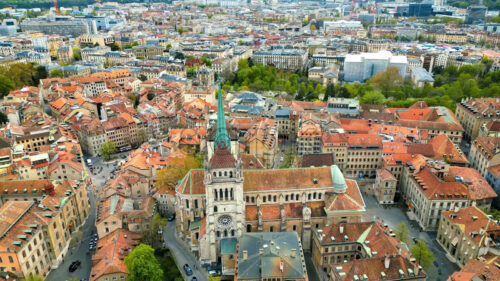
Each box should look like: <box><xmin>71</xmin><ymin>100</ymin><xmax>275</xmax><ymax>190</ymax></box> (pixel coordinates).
<box><xmin>230</xmin><ymin>188</ymin><xmax>233</xmax><ymax>200</ymax></box>
<box><xmin>225</xmin><ymin>189</ymin><xmax>228</xmax><ymax>199</ymax></box>
<box><xmin>217</xmin><ymin>231</ymin><xmax>220</xmax><ymax>237</ymax></box>
<box><xmin>308</xmin><ymin>193</ymin><xmax>311</xmax><ymax>200</ymax></box>
<box><xmin>213</xmin><ymin>172</ymin><xmax>216</xmax><ymax>177</ymax></box>
<box><xmin>230</xmin><ymin>171</ymin><xmax>233</xmax><ymax>178</ymax></box>
<box><xmin>268</xmin><ymin>195</ymin><xmax>271</xmax><ymax>202</ymax></box>
<box><xmin>251</xmin><ymin>197</ymin><xmax>255</xmax><ymax>203</ymax></box>
<box><xmin>246</xmin><ymin>196</ymin><xmax>249</xmax><ymax>202</ymax></box>
<box><xmin>219</xmin><ymin>189</ymin><xmax>223</xmax><ymax>200</ymax></box>
<box><xmin>263</xmin><ymin>196</ymin><xmax>266</xmax><ymax>203</ymax></box>
<box><xmin>247</xmin><ymin>224</ymin><xmax>252</xmax><ymax>232</ymax></box>
<box><xmin>285</xmin><ymin>195</ymin><xmax>289</xmax><ymax>201</ymax></box>
<box><xmin>295</xmin><ymin>194</ymin><xmax>299</xmax><ymax>200</ymax></box>
<box><xmin>214</xmin><ymin>190</ymin><xmax>218</xmax><ymax>200</ymax></box>
<box><xmin>219</xmin><ymin>172</ymin><xmax>222</xmax><ymax>177</ymax></box>
<box><xmin>214</xmin><ymin>206</ymin><xmax>218</xmax><ymax>213</ymax></box>
<box><xmin>224</xmin><ymin>171</ymin><xmax>227</xmax><ymax>176</ymax></box>
<box><xmin>313</xmin><ymin>192</ymin><xmax>317</xmax><ymax>199</ymax></box>
<box><xmin>231</xmin><ymin>230</ymin><xmax>235</xmax><ymax>236</ymax></box>
<box><xmin>270</xmin><ymin>226</ymin><xmax>274</xmax><ymax>232</ymax></box>
<box><xmin>273</xmin><ymin>195</ymin><xmax>277</xmax><ymax>202</ymax></box>
<box><xmin>318</xmin><ymin>193</ymin><xmax>322</xmax><ymax>200</ymax></box>
<box><xmin>224</xmin><ymin>230</ymin><xmax>228</xmax><ymax>237</ymax></box>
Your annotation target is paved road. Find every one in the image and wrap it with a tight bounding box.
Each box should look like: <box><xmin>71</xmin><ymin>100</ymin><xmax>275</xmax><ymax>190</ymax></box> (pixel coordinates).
<box><xmin>46</xmin><ymin>183</ymin><xmax>97</xmax><ymax>281</ymax></box>
<box><xmin>362</xmin><ymin>195</ymin><xmax>458</xmax><ymax>280</ymax></box>
<box><xmin>163</xmin><ymin>221</ymin><xmax>208</xmax><ymax>281</ymax></box>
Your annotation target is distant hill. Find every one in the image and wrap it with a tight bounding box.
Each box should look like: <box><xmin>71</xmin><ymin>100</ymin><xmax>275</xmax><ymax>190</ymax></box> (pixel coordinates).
<box><xmin>0</xmin><ymin>0</ymin><xmax>163</xmax><ymax>9</ymax></box>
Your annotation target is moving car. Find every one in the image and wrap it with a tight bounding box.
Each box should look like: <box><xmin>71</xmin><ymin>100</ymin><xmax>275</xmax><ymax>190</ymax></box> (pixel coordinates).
<box><xmin>183</xmin><ymin>264</ymin><xmax>193</xmax><ymax>276</ymax></box>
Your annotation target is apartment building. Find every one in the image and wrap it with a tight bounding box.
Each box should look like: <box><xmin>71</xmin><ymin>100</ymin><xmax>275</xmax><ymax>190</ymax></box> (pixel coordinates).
<box><xmin>12</xmin><ymin>129</ymin><xmax>50</xmax><ymax>152</ymax></box>
<box><xmin>127</xmin><ymin>45</ymin><xmax>163</xmax><ymax>59</ymax></box>
<box><xmin>312</xmin><ymin>221</ymin><xmax>410</xmax><ymax>275</ymax></box>
<box><xmin>328</xmin><ymin>255</ymin><xmax>426</xmax><ymax>281</ymax></box>
<box><xmin>469</xmin><ymin>137</ymin><xmax>500</xmax><ymax>179</ymax></box>
<box><xmin>244</xmin><ymin>118</ymin><xmax>278</xmax><ymax>169</ymax></box>
<box><xmin>374</xmin><ymin>169</ymin><xmax>397</xmax><ymax>204</ymax></box>
<box><xmin>455</xmin><ymin>98</ymin><xmax>500</xmax><ymax>140</ymax></box>
<box><xmin>252</xmin><ymin>48</ymin><xmax>308</xmax><ymax>70</ymax></box>
<box><xmin>234</xmin><ymin>232</ymin><xmax>308</xmax><ymax>281</ymax></box>
<box><xmin>102</xmin><ymin>117</ymin><xmax>133</xmax><ymax>152</ymax></box>
<box><xmin>75</xmin><ymin>119</ymin><xmax>107</xmax><ymax>157</ymax></box>
<box><xmin>90</xmin><ymin>228</ymin><xmax>141</xmax><ymax>281</ymax></box>
<box><xmin>297</xmin><ymin>122</ymin><xmax>322</xmax><ymax>156</ymax></box>
<box><xmin>0</xmin><ymin>180</ymin><xmax>89</xmax><ymax>278</ymax></box>
<box><xmin>322</xmin><ymin>133</ymin><xmax>348</xmax><ymax>171</ymax></box>
<box><xmin>478</xmin><ymin>120</ymin><xmax>500</xmax><ymax>138</ymax></box>
<box><xmin>401</xmin><ymin>161</ymin><xmax>497</xmax><ymax>231</ymax></box>
<box><xmin>0</xmin><ymin>201</ymin><xmax>52</xmax><ymax>278</ymax></box>
<box><xmin>437</xmin><ymin>206</ymin><xmax>500</xmax><ymax>268</ymax></box>
<box><xmin>344</xmin><ymin>134</ymin><xmax>382</xmax><ymax>179</ymax></box>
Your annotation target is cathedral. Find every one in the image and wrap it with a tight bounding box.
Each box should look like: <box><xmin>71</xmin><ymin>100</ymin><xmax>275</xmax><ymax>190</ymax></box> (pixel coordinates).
<box><xmin>175</xmin><ymin>87</ymin><xmax>366</xmax><ymax>265</ymax></box>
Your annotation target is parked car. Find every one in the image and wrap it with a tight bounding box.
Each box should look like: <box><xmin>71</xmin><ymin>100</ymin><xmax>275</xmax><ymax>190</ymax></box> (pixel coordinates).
<box><xmin>191</xmin><ymin>277</ymin><xmax>197</xmax><ymax>281</ymax></box>
<box><xmin>168</xmin><ymin>214</ymin><xmax>176</xmax><ymax>221</ymax></box>
<box><xmin>69</xmin><ymin>261</ymin><xmax>81</xmax><ymax>272</ymax></box>
<box><xmin>183</xmin><ymin>264</ymin><xmax>193</xmax><ymax>276</ymax></box>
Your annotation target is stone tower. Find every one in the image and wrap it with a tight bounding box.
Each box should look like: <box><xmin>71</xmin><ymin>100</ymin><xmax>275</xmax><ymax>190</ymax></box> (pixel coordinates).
<box><xmin>202</xmin><ymin>84</ymin><xmax>245</xmax><ymax>263</ymax></box>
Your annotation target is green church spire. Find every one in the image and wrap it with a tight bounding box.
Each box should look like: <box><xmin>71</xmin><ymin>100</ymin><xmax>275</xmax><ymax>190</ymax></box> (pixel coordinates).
<box><xmin>214</xmin><ymin>79</ymin><xmax>230</xmax><ymax>150</ymax></box>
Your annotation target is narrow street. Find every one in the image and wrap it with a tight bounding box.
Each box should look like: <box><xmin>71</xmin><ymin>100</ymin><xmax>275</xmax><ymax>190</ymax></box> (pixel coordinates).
<box><xmin>46</xmin><ymin>183</ymin><xmax>97</xmax><ymax>281</ymax></box>
<box><xmin>46</xmin><ymin>155</ymin><xmax>116</xmax><ymax>281</ymax></box>
<box><xmin>163</xmin><ymin>221</ymin><xmax>209</xmax><ymax>281</ymax></box>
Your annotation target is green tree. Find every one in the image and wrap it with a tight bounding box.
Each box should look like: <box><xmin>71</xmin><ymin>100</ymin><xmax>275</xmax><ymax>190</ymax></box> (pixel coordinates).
<box><xmin>109</xmin><ymin>43</ymin><xmax>121</xmax><ymax>51</ymax></box>
<box><xmin>0</xmin><ymin>111</ymin><xmax>8</xmax><ymax>124</ymax></box>
<box><xmin>0</xmin><ymin>74</ymin><xmax>15</xmax><ymax>98</ymax></box>
<box><xmin>323</xmin><ymin>83</ymin><xmax>335</xmax><ymax>101</ymax></box>
<box><xmin>139</xmin><ymin>74</ymin><xmax>148</xmax><ymax>82</ymax></box>
<box><xmin>411</xmin><ymin>240</ymin><xmax>434</xmax><ymax>269</ymax></box>
<box><xmin>140</xmin><ymin>214</ymin><xmax>167</xmax><ymax>248</ymax></box>
<box><xmin>395</xmin><ymin>222</ymin><xmax>411</xmax><ymax>244</ymax></box>
<box><xmin>99</xmin><ymin>141</ymin><xmax>117</xmax><ymax>160</ymax></box>
<box><xmin>73</xmin><ymin>46</ymin><xmax>82</xmax><ymax>61</ymax></box>
<box><xmin>50</xmin><ymin>69</ymin><xmax>63</xmax><ymax>78</ymax></box>
<box><xmin>360</xmin><ymin>91</ymin><xmax>385</xmax><ymax>104</ymax></box>
<box><xmin>23</xmin><ymin>275</ymin><xmax>44</xmax><ymax>281</ymax></box>
<box><xmin>370</xmin><ymin>66</ymin><xmax>404</xmax><ymax>94</ymax></box>
<box><xmin>201</xmin><ymin>56</ymin><xmax>212</xmax><ymax>67</ymax></box>
<box><xmin>35</xmin><ymin>65</ymin><xmax>48</xmax><ymax>82</ymax></box>
<box><xmin>124</xmin><ymin>244</ymin><xmax>163</xmax><ymax>281</ymax></box>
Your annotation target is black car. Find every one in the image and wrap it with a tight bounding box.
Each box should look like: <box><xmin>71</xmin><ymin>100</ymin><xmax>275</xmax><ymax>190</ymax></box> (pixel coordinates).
<box><xmin>183</xmin><ymin>264</ymin><xmax>193</xmax><ymax>276</ymax></box>
<box><xmin>191</xmin><ymin>277</ymin><xmax>197</xmax><ymax>281</ymax></box>
<box><xmin>69</xmin><ymin>261</ymin><xmax>81</xmax><ymax>272</ymax></box>
<box><xmin>168</xmin><ymin>214</ymin><xmax>176</xmax><ymax>221</ymax></box>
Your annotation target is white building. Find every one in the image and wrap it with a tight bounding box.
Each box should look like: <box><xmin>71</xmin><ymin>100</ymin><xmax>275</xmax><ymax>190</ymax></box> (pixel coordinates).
<box><xmin>343</xmin><ymin>51</ymin><xmax>407</xmax><ymax>82</ymax></box>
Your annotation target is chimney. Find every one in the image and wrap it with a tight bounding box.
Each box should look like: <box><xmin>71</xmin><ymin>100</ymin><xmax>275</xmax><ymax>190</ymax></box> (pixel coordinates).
<box><xmin>414</xmin><ymin>263</ymin><xmax>420</xmax><ymax>275</ymax></box>
<box><xmin>384</xmin><ymin>255</ymin><xmax>390</xmax><ymax>269</ymax></box>
<box><xmin>44</xmin><ymin>182</ymin><xmax>55</xmax><ymax>196</ymax></box>
<box><xmin>291</xmin><ymin>248</ymin><xmax>296</xmax><ymax>258</ymax></box>
<box><xmin>340</xmin><ymin>224</ymin><xmax>344</xmax><ymax>234</ymax></box>
<box><xmin>243</xmin><ymin>250</ymin><xmax>248</xmax><ymax>260</ymax></box>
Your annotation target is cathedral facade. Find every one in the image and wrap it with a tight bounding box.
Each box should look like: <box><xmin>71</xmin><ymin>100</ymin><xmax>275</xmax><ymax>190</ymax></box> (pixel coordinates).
<box><xmin>175</xmin><ymin>89</ymin><xmax>366</xmax><ymax>265</ymax></box>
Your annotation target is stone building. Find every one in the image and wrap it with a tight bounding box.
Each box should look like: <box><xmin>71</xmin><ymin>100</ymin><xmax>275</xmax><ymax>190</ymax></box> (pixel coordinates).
<box><xmin>175</xmin><ymin>88</ymin><xmax>365</xmax><ymax>265</ymax></box>
<box><xmin>373</xmin><ymin>169</ymin><xmax>397</xmax><ymax>205</ymax></box>
<box><xmin>437</xmin><ymin>206</ymin><xmax>500</xmax><ymax>268</ymax></box>
<box><xmin>455</xmin><ymin>98</ymin><xmax>500</xmax><ymax>140</ymax></box>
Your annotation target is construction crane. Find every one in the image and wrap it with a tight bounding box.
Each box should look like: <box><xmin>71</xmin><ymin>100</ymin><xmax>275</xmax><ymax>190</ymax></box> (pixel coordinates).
<box><xmin>54</xmin><ymin>0</ymin><xmax>59</xmax><ymax>15</ymax></box>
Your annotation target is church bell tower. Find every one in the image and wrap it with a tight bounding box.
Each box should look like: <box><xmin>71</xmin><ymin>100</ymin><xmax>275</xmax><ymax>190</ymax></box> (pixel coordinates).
<box><xmin>202</xmin><ymin>83</ymin><xmax>245</xmax><ymax>263</ymax></box>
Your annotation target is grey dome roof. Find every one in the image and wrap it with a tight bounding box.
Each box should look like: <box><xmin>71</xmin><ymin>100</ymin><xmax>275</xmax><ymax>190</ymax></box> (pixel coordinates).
<box><xmin>331</xmin><ymin>165</ymin><xmax>346</xmax><ymax>191</ymax></box>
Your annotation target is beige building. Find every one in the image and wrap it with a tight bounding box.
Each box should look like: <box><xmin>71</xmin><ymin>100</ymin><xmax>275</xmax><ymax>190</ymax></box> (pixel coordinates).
<box><xmin>312</xmin><ymin>221</ymin><xmax>413</xmax><ymax>276</ymax></box>
<box><xmin>401</xmin><ymin>160</ymin><xmax>497</xmax><ymax>231</ymax></box>
<box><xmin>373</xmin><ymin>169</ymin><xmax>397</xmax><ymax>205</ymax></box>
<box><xmin>244</xmin><ymin>118</ymin><xmax>278</xmax><ymax>168</ymax></box>
<box><xmin>437</xmin><ymin>206</ymin><xmax>500</xmax><ymax>268</ymax></box>
<box><xmin>128</xmin><ymin>45</ymin><xmax>164</xmax><ymax>59</ymax></box>
<box><xmin>468</xmin><ymin>137</ymin><xmax>500</xmax><ymax>179</ymax></box>
<box><xmin>455</xmin><ymin>98</ymin><xmax>500</xmax><ymax>140</ymax></box>
<box><xmin>344</xmin><ymin>134</ymin><xmax>382</xmax><ymax>179</ymax></box>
